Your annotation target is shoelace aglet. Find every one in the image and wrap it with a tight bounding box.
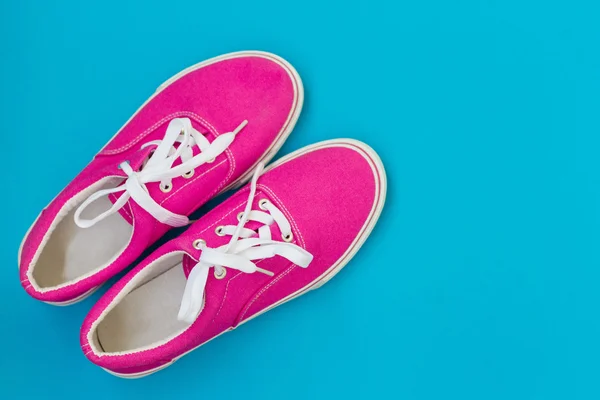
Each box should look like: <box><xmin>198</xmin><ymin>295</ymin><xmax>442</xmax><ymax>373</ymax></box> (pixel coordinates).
<box><xmin>256</xmin><ymin>267</ymin><xmax>274</xmax><ymax>277</ymax></box>
<box><xmin>232</xmin><ymin>120</ymin><xmax>248</xmax><ymax>135</ymax></box>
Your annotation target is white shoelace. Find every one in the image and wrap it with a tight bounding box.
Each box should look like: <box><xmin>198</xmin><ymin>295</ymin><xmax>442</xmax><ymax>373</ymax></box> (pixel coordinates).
<box><xmin>178</xmin><ymin>163</ymin><xmax>314</xmax><ymax>324</ymax></box>
<box><xmin>74</xmin><ymin>118</ymin><xmax>247</xmax><ymax>228</ymax></box>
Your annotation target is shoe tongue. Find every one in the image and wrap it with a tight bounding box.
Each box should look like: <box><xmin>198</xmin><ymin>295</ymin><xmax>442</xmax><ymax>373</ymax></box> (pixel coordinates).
<box><xmin>107</xmin><ymin>192</ymin><xmax>134</xmax><ymax>226</ymax></box>
<box><xmin>105</xmin><ymin>147</ymin><xmax>155</xmax><ymax>226</ymax></box>
<box><xmin>182</xmin><ymin>253</ymin><xmax>196</xmax><ymax>279</ymax></box>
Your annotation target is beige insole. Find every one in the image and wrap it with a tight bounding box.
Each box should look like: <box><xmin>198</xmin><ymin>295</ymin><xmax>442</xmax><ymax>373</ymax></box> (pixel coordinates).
<box><xmin>32</xmin><ymin>197</ymin><xmax>133</xmax><ymax>288</ymax></box>
<box><xmin>96</xmin><ymin>265</ymin><xmax>189</xmax><ymax>353</ymax></box>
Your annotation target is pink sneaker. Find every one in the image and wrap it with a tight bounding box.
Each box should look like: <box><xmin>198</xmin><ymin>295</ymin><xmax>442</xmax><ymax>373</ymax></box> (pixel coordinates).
<box><xmin>80</xmin><ymin>139</ymin><xmax>387</xmax><ymax>378</ymax></box>
<box><xmin>19</xmin><ymin>51</ymin><xmax>303</xmax><ymax>305</ymax></box>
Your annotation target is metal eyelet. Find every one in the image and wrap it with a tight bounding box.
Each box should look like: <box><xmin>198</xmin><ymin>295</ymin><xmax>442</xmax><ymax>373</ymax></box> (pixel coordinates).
<box><xmin>282</xmin><ymin>233</ymin><xmax>294</xmax><ymax>242</ymax></box>
<box><xmin>237</xmin><ymin>212</ymin><xmax>245</xmax><ymax>221</ymax></box>
<box><xmin>160</xmin><ymin>183</ymin><xmax>173</xmax><ymax>193</ymax></box>
<box><xmin>183</xmin><ymin>170</ymin><xmax>195</xmax><ymax>179</ymax></box>
<box><xmin>193</xmin><ymin>239</ymin><xmax>206</xmax><ymax>249</ymax></box>
<box><xmin>214</xmin><ymin>267</ymin><xmax>227</xmax><ymax>279</ymax></box>
<box><xmin>258</xmin><ymin>199</ymin><xmax>270</xmax><ymax>210</ymax></box>
<box><xmin>215</xmin><ymin>226</ymin><xmax>226</xmax><ymax>236</ymax></box>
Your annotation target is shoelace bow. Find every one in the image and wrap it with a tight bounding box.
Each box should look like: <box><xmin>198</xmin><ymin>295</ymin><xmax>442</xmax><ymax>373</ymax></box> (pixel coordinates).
<box><xmin>74</xmin><ymin>117</ymin><xmax>247</xmax><ymax>228</ymax></box>
<box><xmin>178</xmin><ymin>163</ymin><xmax>314</xmax><ymax>323</ymax></box>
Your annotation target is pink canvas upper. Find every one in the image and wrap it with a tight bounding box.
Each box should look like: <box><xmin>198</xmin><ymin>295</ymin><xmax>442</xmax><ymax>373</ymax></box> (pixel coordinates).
<box><xmin>80</xmin><ymin>140</ymin><xmax>386</xmax><ymax>375</ymax></box>
<box><xmin>19</xmin><ymin>51</ymin><xmax>301</xmax><ymax>303</ymax></box>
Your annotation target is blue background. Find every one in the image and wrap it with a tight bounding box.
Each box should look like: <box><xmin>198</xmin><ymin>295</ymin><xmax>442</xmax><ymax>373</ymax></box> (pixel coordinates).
<box><xmin>2</xmin><ymin>1</ymin><xmax>600</xmax><ymax>399</ymax></box>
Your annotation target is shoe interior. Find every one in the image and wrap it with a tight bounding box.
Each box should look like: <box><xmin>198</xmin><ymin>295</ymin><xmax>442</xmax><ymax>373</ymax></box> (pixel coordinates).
<box><xmin>32</xmin><ymin>194</ymin><xmax>133</xmax><ymax>288</ymax></box>
<box><xmin>94</xmin><ymin>254</ymin><xmax>190</xmax><ymax>353</ymax></box>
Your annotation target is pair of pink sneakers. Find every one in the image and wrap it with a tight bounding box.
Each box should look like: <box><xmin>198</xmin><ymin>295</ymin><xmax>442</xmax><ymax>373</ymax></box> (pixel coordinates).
<box><xmin>18</xmin><ymin>51</ymin><xmax>387</xmax><ymax>378</ymax></box>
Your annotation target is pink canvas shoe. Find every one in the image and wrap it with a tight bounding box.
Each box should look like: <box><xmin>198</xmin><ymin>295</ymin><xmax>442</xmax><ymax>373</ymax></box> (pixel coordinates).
<box><xmin>80</xmin><ymin>139</ymin><xmax>387</xmax><ymax>378</ymax></box>
<box><xmin>19</xmin><ymin>51</ymin><xmax>303</xmax><ymax>305</ymax></box>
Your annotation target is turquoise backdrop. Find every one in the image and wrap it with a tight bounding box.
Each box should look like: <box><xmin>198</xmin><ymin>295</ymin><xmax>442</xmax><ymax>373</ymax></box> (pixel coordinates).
<box><xmin>2</xmin><ymin>1</ymin><xmax>600</xmax><ymax>399</ymax></box>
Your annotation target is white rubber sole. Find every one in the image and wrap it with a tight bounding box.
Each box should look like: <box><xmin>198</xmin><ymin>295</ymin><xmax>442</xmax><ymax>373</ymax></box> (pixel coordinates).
<box><xmin>103</xmin><ymin>139</ymin><xmax>387</xmax><ymax>378</ymax></box>
<box><xmin>19</xmin><ymin>50</ymin><xmax>303</xmax><ymax>306</ymax></box>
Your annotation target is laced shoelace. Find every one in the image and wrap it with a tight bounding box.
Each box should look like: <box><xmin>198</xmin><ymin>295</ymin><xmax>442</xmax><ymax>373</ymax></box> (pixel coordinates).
<box><xmin>74</xmin><ymin>117</ymin><xmax>247</xmax><ymax>229</ymax></box>
<box><xmin>178</xmin><ymin>163</ymin><xmax>314</xmax><ymax>323</ymax></box>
